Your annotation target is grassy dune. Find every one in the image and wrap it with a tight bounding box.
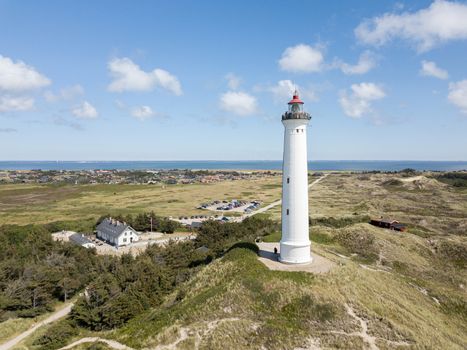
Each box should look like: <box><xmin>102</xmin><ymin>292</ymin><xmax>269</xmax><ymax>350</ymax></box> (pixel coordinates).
<box><xmin>111</xmin><ymin>245</ymin><xmax>465</xmax><ymax>349</ymax></box>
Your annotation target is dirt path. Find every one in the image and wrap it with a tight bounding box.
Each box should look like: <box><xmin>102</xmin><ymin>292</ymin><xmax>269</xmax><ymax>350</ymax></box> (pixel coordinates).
<box><xmin>0</xmin><ymin>303</ymin><xmax>74</xmax><ymax>350</ymax></box>
<box><xmin>153</xmin><ymin>317</ymin><xmax>242</xmax><ymax>350</ymax></box>
<box><xmin>345</xmin><ymin>304</ymin><xmax>378</xmax><ymax>350</ymax></box>
<box><xmin>326</xmin><ymin>304</ymin><xmax>411</xmax><ymax>350</ymax></box>
<box><xmin>58</xmin><ymin>337</ymin><xmax>134</xmax><ymax>350</ymax></box>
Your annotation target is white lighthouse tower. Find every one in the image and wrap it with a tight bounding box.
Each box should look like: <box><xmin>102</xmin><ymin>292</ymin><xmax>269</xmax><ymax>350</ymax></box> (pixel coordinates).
<box><xmin>279</xmin><ymin>90</ymin><xmax>312</xmax><ymax>264</ymax></box>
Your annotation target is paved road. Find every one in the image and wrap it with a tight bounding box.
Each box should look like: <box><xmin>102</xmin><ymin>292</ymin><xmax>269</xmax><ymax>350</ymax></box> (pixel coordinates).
<box><xmin>241</xmin><ymin>173</ymin><xmax>329</xmax><ymax>220</ymax></box>
<box><xmin>0</xmin><ymin>303</ymin><xmax>74</xmax><ymax>350</ymax></box>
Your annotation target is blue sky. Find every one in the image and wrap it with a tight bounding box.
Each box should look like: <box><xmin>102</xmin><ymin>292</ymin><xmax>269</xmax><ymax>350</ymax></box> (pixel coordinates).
<box><xmin>0</xmin><ymin>0</ymin><xmax>466</xmax><ymax>160</ymax></box>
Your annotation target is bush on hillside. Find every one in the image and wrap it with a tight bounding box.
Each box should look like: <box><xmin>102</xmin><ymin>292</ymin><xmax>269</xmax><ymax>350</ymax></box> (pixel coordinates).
<box><xmin>195</xmin><ymin>216</ymin><xmax>278</xmax><ymax>256</ymax></box>
<box><xmin>382</xmin><ymin>179</ymin><xmax>403</xmax><ymax>186</ymax></box>
<box><xmin>309</xmin><ymin>215</ymin><xmax>370</xmax><ymax>229</ymax></box>
<box><xmin>33</xmin><ymin>319</ymin><xmax>79</xmax><ymax>350</ymax></box>
<box><xmin>437</xmin><ymin>241</ymin><xmax>467</xmax><ymax>268</ymax></box>
<box><xmin>96</xmin><ymin>212</ymin><xmax>180</xmax><ymax>233</ymax></box>
<box><xmin>282</xmin><ymin>295</ymin><xmax>336</xmax><ymax>325</ymax></box>
<box><xmin>336</xmin><ymin>230</ymin><xmax>378</xmax><ymax>261</ymax></box>
<box><xmin>227</xmin><ymin>241</ymin><xmax>259</xmax><ymax>255</ymax></box>
<box><xmin>436</xmin><ymin>172</ymin><xmax>467</xmax><ymax>188</ymax></box>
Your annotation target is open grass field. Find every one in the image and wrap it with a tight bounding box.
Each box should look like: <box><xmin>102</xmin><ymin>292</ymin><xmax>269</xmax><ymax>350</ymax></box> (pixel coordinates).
<box><xmin>0</xmin><ymin>177</ymin><xmax>282</xmax><ymax>226</ymax></box>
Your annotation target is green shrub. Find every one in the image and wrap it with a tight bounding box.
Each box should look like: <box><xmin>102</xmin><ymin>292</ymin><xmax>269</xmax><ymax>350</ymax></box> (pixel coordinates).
<box><xmin>435</xmin><ymin>172</ymin><xmax>467</xmax><ymax>188</ymax></box>
<box><xmin>261</xmin><ymin>231</ymin><xmax>281</xmax><ymax>242</ymax></box>
<box><xmin>437</xmin><ymin>241</ymin><xmax>467</xmax><ymax>268</ymax></box>
<box><xmin>407</xmin><ymin>225</ymin><xmax>434</xmax><ymax>238</ymax></box>
<box><xmin>195</xmin><ymin>216</ymin><xmax>279</xmax><ymax>256</ymax></box>
<box><xmin>33</xmin><ymin>319</ymin><xmax>79</xmax><ymax>350</ymax></box>
<box><xmin>282</xmin><ymin>295</ymin><xmax>335</xmax><ymax>327</ymax></box>
<box><xmin>86</xmin><ymin>343</ymin><xmax>112</xmax><ymax>350</ymax></box>
<box><xmin>310</xmin><ymin>232</ymin><xmax>334</xmax><ymax>244</ymax></box>
<box><xmin>439</xmin><ymin>295</ymin><xmax>467</xmax><ymax>321</ymax></box>
<box><xmin>382</xmin><ymin>179</ymin><xmax>403</xmax><ymax>187</ymax></box>
<box><xmin>399</xmin><ymin>168</ymin><xmax>418</xmax><ymax>176</ymax></box>
<box><xmin>391</xmin><ymin>260</ymin><xmax>409</xmax><ymax>273</ymax></box>
<box><xmin>227</xmin><ymin>242</ymin><xmax>259</xmax><ymax>255</ymax></box>
<box><xmin>309</xmin><ymin>215</ymin><xmax>370</xmax><ymax>229</ymax></box>
<box><xmin>336</xmin><ymin>230</ymin><xmax>378</xmax><ymax>261</ymax></box>
<box><xmin>44</xmin><ymin>218</ymin><xmax>95</xmax><ymax>233</ymax></box>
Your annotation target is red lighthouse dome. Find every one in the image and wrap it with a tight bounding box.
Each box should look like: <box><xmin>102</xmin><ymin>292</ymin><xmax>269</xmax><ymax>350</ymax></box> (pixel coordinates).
<box><xmin>288</xmin><ymin>90</ymin><xmax>304</xmax><ymax>105</ymax></box>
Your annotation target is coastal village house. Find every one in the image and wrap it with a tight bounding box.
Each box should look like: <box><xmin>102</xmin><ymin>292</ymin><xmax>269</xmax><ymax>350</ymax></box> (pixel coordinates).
<box><xmin>370</xmin><ymin>218</ymin><xmax>407</xmax><ymax>232</ymax></box>
<box><xmin>96</xmin><ymin>217</ymin><xmax>139</xmax><ymax>247</ymax></box>
<box><xmin>69</xmin><ymin>233</ymin><xmax>96</xmax><ymax>249</ymax></box>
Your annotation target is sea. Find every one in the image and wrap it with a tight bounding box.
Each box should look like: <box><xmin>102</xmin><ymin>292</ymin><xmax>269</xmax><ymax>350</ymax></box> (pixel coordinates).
<box><xmin>0</xmin><ymin>160</ymin><xmax>466</xmax><ymax>171</ymax></box>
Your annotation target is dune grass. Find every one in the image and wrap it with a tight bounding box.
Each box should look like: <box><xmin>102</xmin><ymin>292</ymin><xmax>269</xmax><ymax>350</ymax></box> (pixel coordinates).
<box><xmin>111</xmin><ymin>243</ymin><xmax>466</xmax><ymax>349</ymax></box>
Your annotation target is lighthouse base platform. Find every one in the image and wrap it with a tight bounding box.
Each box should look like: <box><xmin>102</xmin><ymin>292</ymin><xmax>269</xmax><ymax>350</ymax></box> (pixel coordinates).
<box><xmin>279</xmin><ymin>240</ymin><xmax>312</xmax><ymax>264</ymax></box>
<box><xmin>257</xmin><ymin>242</ymin><xmax>335</xmax><ymax>274</ymax></box>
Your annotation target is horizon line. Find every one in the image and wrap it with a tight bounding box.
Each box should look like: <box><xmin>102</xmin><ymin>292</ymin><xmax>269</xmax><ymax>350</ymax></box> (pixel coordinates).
<box><xmin>1</xmin><ymin>160</ymin><xmax>467</xmax><ymax>163</ymax></box>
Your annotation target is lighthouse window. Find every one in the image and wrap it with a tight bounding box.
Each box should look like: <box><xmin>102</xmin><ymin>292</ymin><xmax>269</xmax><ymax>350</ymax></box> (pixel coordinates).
<box><xmin>286</xmin><ymin>209</ymin><xmax>289</xmax><ymax>215</ymax></box>
<box><xmin>287</xmin><ymin>177</ymin><xmax>289</xmax><ymax>184</ymax></box>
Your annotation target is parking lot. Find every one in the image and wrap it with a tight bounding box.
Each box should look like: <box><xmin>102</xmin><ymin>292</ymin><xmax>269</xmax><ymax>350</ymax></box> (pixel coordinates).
<box><xmin>198</xmin><ymin>199</ymin><xmax>262</xmax><ymax>213</ymax></box>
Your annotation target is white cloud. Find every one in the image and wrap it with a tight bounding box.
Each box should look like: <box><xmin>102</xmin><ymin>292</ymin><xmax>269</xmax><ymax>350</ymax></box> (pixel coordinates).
<box><xmin>225</xmin><ymin>73</ymin><xmax>241</xmax><ymax>90</ymax></box>
<box><xmin>448</xmin><ymin>80</ymin><xmax>467</xmax><ymax>114</ymax></box>
<box><xmin>268</xmin><ymin>80</ymin><xmax>317</xmax><ymax>102</ymax></box>
<box><xmin>339</xmin><ymin>82</ymin><xmax>386</xmax><ymax>118</ymax></box>
<box><xmin>355</xmin><ymin>0</ymin><xmax>467</xmax><ymax>51</ymax></box>
<box><xmin>71</xmin><ymin>101</ymin><xmax>98</xmax><ymax>119</ymax></box>
<box><xmin>339</xmin><ymin>51</ymin><xmax>377</xmax><ymax>75</ymax></box>
<box><xmin>220</xmin><ymin>91</ymin><xmax>257</xmax><ymax>116</ymax></box>
<box><xmin>279</xmin><ymin>44</ymin><xmax>324</xmax><ymax>73</ymax></box>
<box><xmin>44</xmin><ymin>84</ymin><xmax>84</xmax><ymax>102</ymax></box>
<box><xmin>0</xmin><ymin>95</ymin><xmax>34</xmax><ymax>112</ymax></box>
<box><xmin>420</xmin><ymin>60</ymin><xmax>448</xmax><ymax>79</ymax></box>
<box><xmin>107</xmin><ymin>57</ymin><xmax>182</xmax><ymax>95</ymax></box>
<box><xmin>0</xmin><ymin>55</ymin><xmax>50</xmax><ymax>92</ymax></box>
<box><xmin>153</xmin><ymin>69</ymin><xmax>183</xmax><ymax>96</ymax></box>
<box><xmin>131</xmin><ymin>105</ymin><xmax>155</xmax><ymax>121</ymax></box>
